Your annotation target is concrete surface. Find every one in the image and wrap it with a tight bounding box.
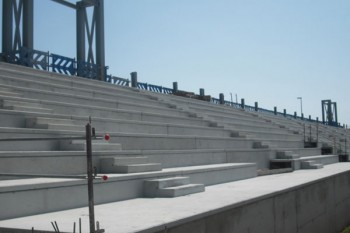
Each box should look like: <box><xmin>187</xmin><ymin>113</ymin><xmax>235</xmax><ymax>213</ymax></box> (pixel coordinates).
<box><xmin>0</xmin><ymin>163</ymin><xmax>349</xmax><ymax>233</ymax></box>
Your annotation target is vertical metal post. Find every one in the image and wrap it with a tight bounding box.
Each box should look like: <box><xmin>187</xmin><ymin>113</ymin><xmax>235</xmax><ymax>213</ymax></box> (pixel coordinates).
<box><xmin>254</xmin><ymin>102</ymin><xmax>258</xmax><ymax>112</ymax></box>
<box><xmin>283</xmin><ymin>109</ymin><xmax>286</xmax><ymax>117</ymax></box>
<box><xmin>131</xmin><ymin>72</ymin><xmax>138</xmax><ymax>88</ymax></box>
<box><xmin>85</xmin><ymin>123</ymin><xmax>95</xmax><ymax>233</ymax></box>
<box><xmin>173</xmin><ymin>82</ymin><xmax>178</xmax><ymax>92</ymax></box>
<box><xmin>303</xmin><ymin>124</ymin><xmax>306</xmax><ymax>143</ymax></box>
<box><xmin>95</xmin><ymin>0</ymin><xmax>105</xmax><ymax>81</ymax></box>
<box><xmin>321</xmin><ymin>100</ymin><xmax>325</xmax><ymax>124</ymax></box>
<box><xmin>241</xmin><ymin>98</ymin><xmax>245</xmax><ymax>109</ymax></box>
<box><xmin>274</xmin><ymin>107</ymin><xmax>277</xmax><ymax>115</ymax></box>
<box><xmin>23</xmin><ymin>0</ymin><xmax>33</xmax><ymax>50</ymax></box>
<box><xmin>76</xmin><ymin>2</ymin><xmax>85</xmax><ymax>76</ymax></box>
<box><xmin>2</xmin><ymin>0</ymin><xmax>13</xmax><ymax>59</ymax></box>
<box><xmin>219</xmin><ymin>93</ymin><xmax>224</xmax><ymax>105</ymax></box>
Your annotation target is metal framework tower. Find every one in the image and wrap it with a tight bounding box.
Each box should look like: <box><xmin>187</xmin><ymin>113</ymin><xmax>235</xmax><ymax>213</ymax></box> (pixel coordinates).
<box><xmin>321</xmin><ymin>100</ymin><xmax>338</xmax><ymax>126</ymax></box>
<box><xmin>1</xmin><ymin>0</ymin><xmax>106</xmax><ymax>81</ymax></box>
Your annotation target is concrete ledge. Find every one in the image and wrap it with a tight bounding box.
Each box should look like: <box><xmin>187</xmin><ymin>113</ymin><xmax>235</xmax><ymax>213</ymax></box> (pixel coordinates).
<box><xmin>0</xmin><ymin>163</ymin><xmax>256</xmax><ymax>220</ymax></box>
<box><xmin>0</xmin><ymin>163</ymin><xmax>349</xmax><ymax>232</ymax></box>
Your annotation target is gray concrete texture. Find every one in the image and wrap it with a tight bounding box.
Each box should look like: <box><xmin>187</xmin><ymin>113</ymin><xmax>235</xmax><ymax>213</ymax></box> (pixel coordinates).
<box><xmin>0</xmin><ymin>62</ymin><xmax>349</xmax><ymax>232</ymax></box>
<box><xmin>0</xmin><ymin>163</ymin><xmax>349</xmax><ymax>233</ymax></box>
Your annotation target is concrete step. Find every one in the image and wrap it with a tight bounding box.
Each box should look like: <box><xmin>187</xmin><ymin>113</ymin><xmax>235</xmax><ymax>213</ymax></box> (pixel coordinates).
<box><xmin>101</xmin><ymin>156</ymin><xmax>149</xmax><ymax>166</ymax></box>
<box><xmin>276</xmin><ymin>151</ymin><xmax>300</xmax><ymax>159</ymax></box>
<box><xmin>100</xmin><ymin>156</ymin><xmax>162</xmax><ymax>173</ymax></box>
<box><xmin>60</xmin><ymin>140</ymin><xmax>122</xmax><ymax>151</ymax></box>
<box><xmin>0</xmin><ymin>85</ymin><xmax>191</xmax><ymax>118</ymax></box>
<box><xmin>270</xmin><ymin>154</ymin><xmax>337</xmax><ymax>170</ymax></box>
<box><xmin>26</xmin><ymin>116</ymin><xmax>234</xmax><ymax>137</ymax></box>
<box><xmin>144</xmin><ymin>176</ymin><xmax>205</xmax><ymax>198</ymax></box>
<box><xmin>145</xmin><ymin>176</ymin><xmax>190</xmax><ymax>190</ymax></box>
<box><xmin>3</xmin><ymin>105</ymin><xmax>53</xmax><ymax>114</ymax></box>
<box><xmin>108</xmin><ymin>133</ymin><xmax>256</xmax><ymax>150</ymax></box>
<box><xmin>0</xmin><ymin>150</ymin><xmax>141</xmax><ymax>178</ymax></box>
<box><xmin>0</xmin><ymin>162</ymin><xmax>256</xmax><ymax>220</ymax></box>
<box><xmin>0</xmin><ymin>99</ymin><xmax>42</xmax><ymax>108</ymax></box>
<box><xmin>0</xmin><ymin>90</ymin><xmax>22</xmax><ymax>97</ymax></box>
<box><xmin>252</xmin><ymin>141</ymin><xmax>269</xmax><ymax>149</ymax></box>
<box><xmin>110</xmin><ymin>163</ymin><xmax>162</xmax><ymax>173</ymax></box>
<box><xmin>26</xmin><ymin>117</ymin><xmax>75</xmax><ymax>128</ymax></box>
<box><xmin>156</xmin><ymin>183</ymin><xmax>205</xmax><ymax>197</ymax></box>
<box><xmin>0</xmin><ymin>66</ymin><xmax>157</xmax><ymax>105</ymax></box>
<box><xmin>35</xmin><ymin>123</ymin><xmax>85</xmax><ymax>131</ymax></box>
<box><xmin>301</xmin><ymin>160</ymin><xmax>324</xmax><ymax>169</ymax></box>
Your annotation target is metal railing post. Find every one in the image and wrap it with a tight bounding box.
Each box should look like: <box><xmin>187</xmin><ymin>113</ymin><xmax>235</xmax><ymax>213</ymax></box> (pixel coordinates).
<box><xmin>86</xmin><ymin>123</ymin><xmax>95</xmax><ymax>233</ymax></box>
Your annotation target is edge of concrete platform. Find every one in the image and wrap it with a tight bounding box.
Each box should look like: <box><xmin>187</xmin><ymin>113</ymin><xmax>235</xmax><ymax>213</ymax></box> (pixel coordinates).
<box><xmin>133</xmin><ymin>163</ymin><xmax>350</xmax><ymax>233</ymax></box>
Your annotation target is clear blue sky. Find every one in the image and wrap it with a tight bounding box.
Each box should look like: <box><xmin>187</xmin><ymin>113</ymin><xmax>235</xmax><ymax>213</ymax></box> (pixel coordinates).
<box><xmin>1</xmin><ymin>0</ymin><xmax>350</xmax><ymax>126</ymax></box>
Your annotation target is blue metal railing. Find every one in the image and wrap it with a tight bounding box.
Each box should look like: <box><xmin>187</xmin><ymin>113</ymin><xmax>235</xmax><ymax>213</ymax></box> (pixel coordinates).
<box><xmin>106</xmin><ymin>75</ymin><xmax>129</xmax><ymax>86</ymax></box>
<box><xmin>1</xmin><ymin>47</ymin><xmax>343</xmax><ymax>128</ymax></box>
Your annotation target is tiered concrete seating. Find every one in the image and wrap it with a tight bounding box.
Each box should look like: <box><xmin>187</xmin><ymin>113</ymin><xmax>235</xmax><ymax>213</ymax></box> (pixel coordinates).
<box><xmin>0</xmin><ymin>62</ymin><xmax>344</xmax><ymax>221</ymax></box>
<box><xmin>147</xmin><ymin>87</ymin><xmax>342</xmax><ymax>170</ymax></box>
<box><xmin>0</xmin><ymin>62</ymin><xmax>258</xmax><ymax>219</ymax></box>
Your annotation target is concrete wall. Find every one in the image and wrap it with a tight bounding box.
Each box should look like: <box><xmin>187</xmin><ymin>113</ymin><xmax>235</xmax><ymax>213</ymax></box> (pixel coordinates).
<box><xmin>153</xmin><ymin>171</ymin><xmax>350</xmax><ymax>233</ymax></box>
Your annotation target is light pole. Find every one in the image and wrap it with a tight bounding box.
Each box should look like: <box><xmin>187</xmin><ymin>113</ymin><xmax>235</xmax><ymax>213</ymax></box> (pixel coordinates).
<box><xmin>297</xmin><ymin>97</ymin><xmax>303</xmax><ymax>116</ymax></box>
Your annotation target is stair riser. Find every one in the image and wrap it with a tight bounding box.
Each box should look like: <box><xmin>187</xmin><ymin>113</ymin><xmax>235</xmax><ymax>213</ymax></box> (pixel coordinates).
<box><xmin>0</xmin><ymin>74</ymin><xmax>166</xmax><ymax>107</ymax></box>
<box><xmin>0</xmin><ymin>139</ymin><xmax>59</xmax><ymax>151</ymax></box>
<box><xmin>144</xmin><ymin>177</ymin><xmax>190</xmax><ymax>192</ymax></box>
<box><xmin>60</xmin><ymin>141</ymin><xmax>122</xmax><ymax>151</ymax></box>
<box><xmin>9</xmin><ymin>89</ymin><xmax>189</xmax><ymax>118</ymax></box>
<box><xmin>0</xmin><ymin>156</ymin><xmax>92</xmax><ymax>177</ymax></box>
<box><xmin>109</xmin><ymin>136</ymin><xmax>254</xmax><ymax>150</ymax></box>
<box><xmin>4</xmin><ymin>105</ymin><xmax>53</xmax><ymax>114</ymax></box>
<box><xmin>102</xmin><ymin>163</ymin><xmax>162</xmax><ymax>173</ymax></box>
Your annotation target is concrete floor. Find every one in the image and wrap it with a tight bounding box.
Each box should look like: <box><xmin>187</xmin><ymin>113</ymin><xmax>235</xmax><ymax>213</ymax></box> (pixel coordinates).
<box><xmin>1</xmin><ymin>163</ymin><xmax>350</xmax><ymax>233</ymax></box>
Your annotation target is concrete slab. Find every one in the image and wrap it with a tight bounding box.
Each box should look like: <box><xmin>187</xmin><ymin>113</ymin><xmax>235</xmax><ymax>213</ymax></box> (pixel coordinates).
<box><xmin>0</xmin><ymin>163</ymin><xmax>349</xmax><ymax>233</ymax></box>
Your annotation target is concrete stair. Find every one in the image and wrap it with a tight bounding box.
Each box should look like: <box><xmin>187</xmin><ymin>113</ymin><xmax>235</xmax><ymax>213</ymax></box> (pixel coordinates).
<box><xmin>276</xmin><ymin>151</ymin><xmax>300</xmax><ymax>159</ymax></box>
<box><xmin>270</xmin><ymin>154</ymin><xmax>338</xmax><ymax>170</ymax></box>
<box><xmin>60</xmin><ymin>139</ymin><xmax>122</xmax><ymax>151</ymax></box>
<box><xmin>0</xmin><ymin>163</ymin><xmax>256</xmax><ymax>220</ymax></box>
<box><xmin>144</xmin><ymin>176</ymin><xmax>205</xmax><ymax>197</ymax></box>
<box><xmin>0</xmin><ymin>62</ymin><xmax>344</xmax><ymax>223</ymax></box>
<box><xmin>0</xmin><ymin>98</ymin><xmax>54</xmax><ymax>114</ymax></box>
<box><xmin>301</xmin><ymin>160</ymin><xmax>324</xmax><ymax>169</ymax></box>
<box><xmin>100</xmin><ymin>156</ymin><xmax>162</xmax><ymax>173</ymax></box>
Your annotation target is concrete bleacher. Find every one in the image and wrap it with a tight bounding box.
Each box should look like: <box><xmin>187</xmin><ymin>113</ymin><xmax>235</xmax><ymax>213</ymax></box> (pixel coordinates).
<box><xmin>0</xmin><ymin>61</ymin><xmax>347</xmax><ymax>224</ymax></box>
